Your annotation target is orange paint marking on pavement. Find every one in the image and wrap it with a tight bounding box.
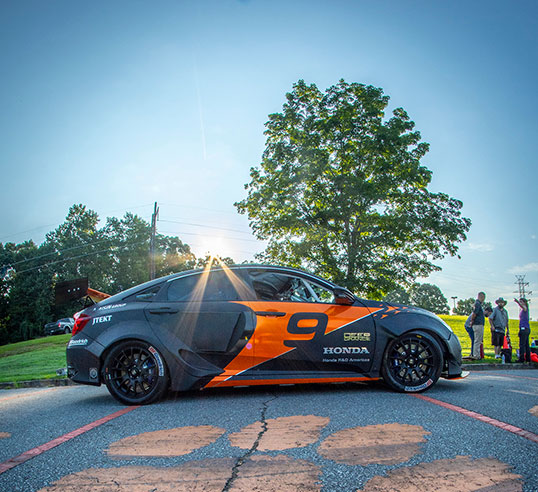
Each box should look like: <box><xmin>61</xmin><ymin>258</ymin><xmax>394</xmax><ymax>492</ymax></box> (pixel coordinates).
<box><xmin>413</xmin><ymin>394</ymin><xmax>538</xmax><ymax>444</ymax></box>
<box><xmin>0</xmin><ymin>406</ymin><xmax>139</xmax><ymax>475</ymax></box>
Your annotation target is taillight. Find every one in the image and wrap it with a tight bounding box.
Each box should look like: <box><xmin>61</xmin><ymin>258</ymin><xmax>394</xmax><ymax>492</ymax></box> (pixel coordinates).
<box><xmin>72</xmin><ymin>313</ymin><xmax>91</xmax><ymax>336</ymax></box>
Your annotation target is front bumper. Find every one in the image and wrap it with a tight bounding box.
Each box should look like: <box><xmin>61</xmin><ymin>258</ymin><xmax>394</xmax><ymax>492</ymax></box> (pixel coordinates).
<box><xmin>66</xmin><ymin>335</ymin><xmax>105</xmax><ymax>386</ymax></box>
<box><xmin>441</xmin><ymin>332</ymin><xmax>464</xmax><ymax>378</ymax></box>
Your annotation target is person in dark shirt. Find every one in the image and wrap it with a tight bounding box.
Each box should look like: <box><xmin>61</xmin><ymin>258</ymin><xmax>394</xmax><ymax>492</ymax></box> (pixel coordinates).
<box><xmin>514</xmin><ymin>298</ymin><xmax>531</xmax><ymax>363</ymax></box>
<box><xmin>470</xmin><ymin>292</ymin><xmax>486</xmax><ymax>359</ymax></box>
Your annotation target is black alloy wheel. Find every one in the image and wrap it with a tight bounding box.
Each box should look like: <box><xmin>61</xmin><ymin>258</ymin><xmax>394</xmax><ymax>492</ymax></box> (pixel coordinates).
<box><xmin>381</xmin><ymin>331</ymin><xmax>443</xmax><ymax>393</ymax></box>
<box><xmin>103</xmin><ymin>341</ymin><xmax>169</xmax><ymax>405</ymax></box>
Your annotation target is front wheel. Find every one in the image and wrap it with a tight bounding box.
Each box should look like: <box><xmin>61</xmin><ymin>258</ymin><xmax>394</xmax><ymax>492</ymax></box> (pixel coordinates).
<box><xmin>381</xmin><ymin>331</ymin><xmax>443</xmax><ymax>393</ymax></box>
<box><xmin>103</xmin><ymin>341</ymin><xmax>169</xmax><ymax>405</ymax></box>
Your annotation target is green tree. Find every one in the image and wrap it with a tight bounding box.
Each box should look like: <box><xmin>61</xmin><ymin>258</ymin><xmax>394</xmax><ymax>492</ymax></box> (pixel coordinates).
<box><xmin>45</xmin><ymin>204</ymin><xmax>108</xmax><ymax>291</ymax></box>
<box><xmin>453</xmin><ymin>297</ymin><xmax>475</xmax><ymax>316</ymax></box>
<box><xmin>196</xmin><ymin>254</ymin><xmax>235</xmax><ymax>269</ymax></box>
<box><xmin>156</xmin><ymin>234</ymin><xmax>196</xmax><ymax>277</ymax></box>
<box><xmin>409</xmin><ymin>283</ymin><xmax>450</xmax><ymax>314</ymax></box>
<box><xmin>383</xmin><ymin>287</ymin><xmax>411</xmax><ymax>305</ymax></box>
<box><xmin>236</xmin><ymin>80</ymin><xmax>471</xmax><ymax>298</ymax></box>
<box><xmin>0</xmin><ymin>240</ymin><xmax>55</xmax><ymax>343</ymax></box>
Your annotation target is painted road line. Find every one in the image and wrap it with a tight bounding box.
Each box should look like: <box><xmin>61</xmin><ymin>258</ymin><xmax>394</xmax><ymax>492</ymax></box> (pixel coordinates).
<box><xmin>484</xmin><ymin>372</ymin><xmax>538</xmax><ymax>381</ymax></box>
<box><xmin>0</xmin><ymin>387</ymin><xmax>64</xmax><ymax>404</ymax></box>
<box><xmin>0</xmin><ymin>406</ymin><xmax>139</xmax><ymax>475</ymax></box>
<box><xmin>413</xmin><ymin>394</ymin><xmax>538</xmax><ymax>444</ymax></box>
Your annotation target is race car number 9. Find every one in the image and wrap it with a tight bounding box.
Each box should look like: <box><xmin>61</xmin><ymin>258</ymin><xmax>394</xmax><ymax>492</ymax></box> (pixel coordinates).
<box><xmin>284</xmin><ymin>313</ymin><xmax>328</xmax><ymax>348</ymax></box>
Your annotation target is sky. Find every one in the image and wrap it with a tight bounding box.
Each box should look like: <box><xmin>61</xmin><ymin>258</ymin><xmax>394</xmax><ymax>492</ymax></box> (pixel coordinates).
<box><xmin>1</xmin><ymin>0</ymin><xmax>537</xmax><ymax>318</ymax></box>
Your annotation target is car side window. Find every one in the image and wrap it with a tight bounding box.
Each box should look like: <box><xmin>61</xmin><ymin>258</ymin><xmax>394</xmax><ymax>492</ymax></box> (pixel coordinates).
<box><xmin>307</xmin><ymin>281</ymin><xmax>336</xmax><ymax>303</ymax></box>
<box><xmin>167</xmin><ymin>275</ymin><xmax>200</xmax><ymax>301</ymax></box>
<box><xmin>130</xmin><ymin>284</ymin><xmax>162</xmax><ymax>301</ymax></box>
<box><xmin>167</xmin><ymin>271</ymin><xmax>241</xmax><ymax>302</ymax></box>
<box><xmin>248</xmin><ymin>271</ymin><xmax>326</xmax><ymax>303</ymax></box>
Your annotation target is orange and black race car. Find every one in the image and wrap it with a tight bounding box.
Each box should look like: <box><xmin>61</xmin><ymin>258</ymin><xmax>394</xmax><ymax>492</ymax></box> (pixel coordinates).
<box><xmin>67</xmin><ymin>264</ymin><xmax>465</xmax><ymax>405</ymax></box>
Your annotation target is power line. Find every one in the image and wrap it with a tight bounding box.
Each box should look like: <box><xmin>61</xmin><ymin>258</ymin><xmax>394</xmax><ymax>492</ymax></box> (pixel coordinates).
<box><xmin>159</xmin><ymin>218</ymin><xmax>253</xmax><ymax>236</ymax></box>
<box><xmin>514</xmin><ymin>274</ymin><xmax>532</xmax><ymax>299</ymax></box>
<box><xmin>12</xmin><ymin>240</ymin><xmax>149</xmax><ymax>275</ymax></box>
<box><xmin>150</xmin><ymin>202</ymin><xmax>159</xmax><ymax>280</ymax></box>
<box><xmin>0</xmin><ymin>223</ymin><xmax>60</xmax><ymax>242</ymax></box>
<box><xmin>158</xmin><ymin>229</ymin><xmax>263</xmax><ymax>244</ymax></box>
<box><xmin>2</xmin><ymin>237</ymin><xmax>120</xmax><ymax>269</ymax></box>
<box><xmin>160</xmin><ymin>202</ymin><xmax>240</xmax><ymax>216</ymax></box>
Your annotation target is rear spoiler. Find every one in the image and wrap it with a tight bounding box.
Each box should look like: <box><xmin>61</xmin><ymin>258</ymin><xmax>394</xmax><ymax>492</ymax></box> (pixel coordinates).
<box><xmin>55</xmin><ymin>278</ymin><xmax>110</xmax><ymax>306</ymax></box>
<box><xmin>87</xmin><ymin>287</ymin><xmax>111</xmax><ymax>303</ymax></box>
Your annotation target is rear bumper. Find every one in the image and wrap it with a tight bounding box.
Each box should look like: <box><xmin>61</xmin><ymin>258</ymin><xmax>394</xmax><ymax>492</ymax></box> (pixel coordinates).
<box><xmin>66</xmin><ymin>335</ymin><xmax>104</xmax><ymax>386</ymax></box>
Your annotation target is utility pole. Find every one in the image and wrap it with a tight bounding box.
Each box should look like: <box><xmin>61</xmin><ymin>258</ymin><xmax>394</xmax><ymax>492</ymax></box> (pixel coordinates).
<box><xmin>150</xmin><ymin>202</ymin><xmax>159</xmax><ymax>280</ymax></box>
<box><xmin>514</xmin><ymin>274</ymin><xmax>532</xmax><ymax>300</ymax></box>
<box><xmin>451</xmin><ymin>296</ymin><xmax>458</xmax><ymax>313</ymax></box>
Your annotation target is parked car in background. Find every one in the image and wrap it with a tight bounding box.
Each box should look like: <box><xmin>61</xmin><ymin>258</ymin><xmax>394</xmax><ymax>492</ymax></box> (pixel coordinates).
<box><xmin>44</xmin><ymin>318</ymin><xmax>74</xmax><ymax>336</ymax></box>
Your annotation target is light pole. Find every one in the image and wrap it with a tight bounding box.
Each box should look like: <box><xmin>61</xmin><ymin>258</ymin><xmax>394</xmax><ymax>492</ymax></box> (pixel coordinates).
<box><xmin>451</xmin><ymin>296</ymin><xmax>458</xmax><ymax>314</ymax></box>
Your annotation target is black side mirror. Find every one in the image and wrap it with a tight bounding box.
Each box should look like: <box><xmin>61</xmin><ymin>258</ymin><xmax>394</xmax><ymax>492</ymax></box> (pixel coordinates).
<box><xmin>334</xmin><ymin>287</ymin><xmax>355</xmax><ymax>306</ymax></box>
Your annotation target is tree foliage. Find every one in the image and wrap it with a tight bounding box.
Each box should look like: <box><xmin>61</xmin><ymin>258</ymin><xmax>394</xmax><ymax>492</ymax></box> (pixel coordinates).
<box><xmin>408</xmin><ymin>283</ymin><xmax>450</xmax><ymax>314</ymax></box>
<box><xmin>453</xmin><ymin>297</ymin><xmax>475</xmax><ymax>316</ymax></box>
<box><xmin>383</xmin><ymin>287</ymin><xmax>411</xmax><ymax>305</ymax></box>
<box><xmin>236</xmin><ymin>79</ymin><xmax>471</xmax><ymax>298</ymax></box>
<box><xmin>0</xmin><ymin>204</ymin><xmax>219</xmax><ymax>345</ymax></box>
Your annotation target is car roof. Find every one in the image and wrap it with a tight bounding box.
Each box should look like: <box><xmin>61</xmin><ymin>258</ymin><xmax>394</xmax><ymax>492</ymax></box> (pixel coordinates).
<box><xmin>97</xmin><ymin>264</ymin><xmax>338</xmax><ymax>306</ymax></box>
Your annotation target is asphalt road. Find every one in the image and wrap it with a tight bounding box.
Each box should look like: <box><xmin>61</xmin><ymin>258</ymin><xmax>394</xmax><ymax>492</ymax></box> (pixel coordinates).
<box><xmin>0</xmin><ymin>370</ymin><xmax>537</xmax><ymax>492</ymax></box>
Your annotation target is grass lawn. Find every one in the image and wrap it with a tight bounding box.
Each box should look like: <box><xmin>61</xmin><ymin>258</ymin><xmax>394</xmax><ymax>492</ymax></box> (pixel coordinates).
<box><xmin>0</xmin><ymin>316</ymin><xmax>537</xmax><ymax>384</ymax></box>
<box><xmin>439</xmin><ymin>315</ymin><xmax>538</xmax><ymax>363</ymax></box>
<box><xmin>0</xmin><ymin>334</ymin><xmax>70</xmax><ymax>383</ymax></box>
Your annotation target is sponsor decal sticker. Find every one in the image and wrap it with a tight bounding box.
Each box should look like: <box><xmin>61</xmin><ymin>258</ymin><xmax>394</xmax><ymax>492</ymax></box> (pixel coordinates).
<box><xmin>404</xmin><ymin>378</ymin><xmax>433</xmax><ymax>392</ymax></box>
<box><xmin>97</xmin><ymin>303</ymin><xmax>126</xmax><ymax>311</ymax></box>
<box><xmin>68</xmin><ymin>338</ymin><xmax>89</xmax><ymax>348</ymax></box>
<box><xmin>323</xmin><ymin>346</ymin><xmax>370</xmax><ymax>355</ymax></box>
<box><xmin>92</xmin><ymin>315</ymin><xmax>112</xmax><ymax>325</ymax></box>
<box><xmin>344</xmin><ymin>332</ymin><xmax>371</xmax><ymax>342</ymax></box>
<box><xmin>148</xmin><ymin>346</ymin><xmax>164</xmax><ymax>377</ymax></box>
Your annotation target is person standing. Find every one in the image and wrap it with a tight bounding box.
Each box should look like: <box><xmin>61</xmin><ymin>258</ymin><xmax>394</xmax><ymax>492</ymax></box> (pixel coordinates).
<box><xmin>470</xmin><ymin>292</ymin><xmax>486</xmax><ymax>359</ymax></box>
<box><xmin>514</xmin><ymin>298</ymin><xmax>531</xmax><ymax>363</ymax></box>
<box><xmin>464</xmin><ymin>313</ymin><xmax>475</xmax><ymax>357</ymax></box>
<box><xmin>489</xmin><ymin>298</ymin><xmax>509</xmax><ymax>359</ymax></box>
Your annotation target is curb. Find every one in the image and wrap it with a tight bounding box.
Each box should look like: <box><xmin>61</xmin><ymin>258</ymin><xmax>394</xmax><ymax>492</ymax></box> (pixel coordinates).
<box><xmin>0</xmin><ymin>379</ymin><xmax>78</xmax><ymax>390</ymax></box>
<box><xmin>462</xmin><ymin>363</ymin><xmax>537</xmax><ymax>371</ymax></box>
<box><xmin>1</xmin><ymin>365</ymin><xmax>535</xmax><ymax>389</ymax></box>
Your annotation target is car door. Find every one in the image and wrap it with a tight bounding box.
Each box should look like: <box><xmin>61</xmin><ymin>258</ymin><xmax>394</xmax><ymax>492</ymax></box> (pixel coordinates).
<box><xmin>144</xmin><ymin>270</ymin><xmax>256</xmax><ymax>382</ymax></box>
<box><xmin>243</xmin><ymin>269</ymin><xmax>377</xmax><ymax>381</ymax></box>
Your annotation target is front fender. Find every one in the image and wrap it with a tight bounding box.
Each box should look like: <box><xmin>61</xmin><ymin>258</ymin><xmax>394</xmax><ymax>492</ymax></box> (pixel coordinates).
<box><xmin>370</xmin><ymin>309</ymin><xmax>461</xmax><ymax>376</ymax></box>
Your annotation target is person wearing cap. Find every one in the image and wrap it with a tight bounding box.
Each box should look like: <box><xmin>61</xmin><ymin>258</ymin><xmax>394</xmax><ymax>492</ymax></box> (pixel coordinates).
<box><xmin>470</xmin><ymin>292</ymin><xmax>486</xmax><ymax>359</ymax></box>
<box><xmin>489</xmin><ymin>297</ymin><xmax>509</xmax><ymax>359</ymax></box>
<box><xmin>514</xmin><ymin>298</ymin><xmax>531</xmax><ymax>363</ymax></box>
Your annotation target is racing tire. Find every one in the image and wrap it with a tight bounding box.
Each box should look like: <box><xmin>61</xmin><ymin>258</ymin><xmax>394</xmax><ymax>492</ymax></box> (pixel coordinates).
<box><xmin>103</xmin><ymin>340</ymin><xmax>169</xmax><ymax>405</ymax></box>
<box><xmin>381</xmin><ymin>331</ymin><xmax>443</xmax><ymax>393</ymax></box>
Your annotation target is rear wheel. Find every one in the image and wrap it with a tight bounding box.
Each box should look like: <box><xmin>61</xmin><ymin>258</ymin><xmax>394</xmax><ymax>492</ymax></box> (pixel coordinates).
<box><xmin>64</xmin><ymin>327</ymin><xmax>71</xmax><ymax>334</ymax></box>
<box><xmin>381</xmin><ymin>331</ymin><xmax>443</xmax><ymax>393</ymax></box>
<box><xmin>103</xmin><ymin>341</ymin><xmax>169</xmax><ymax>405</ymax></box>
